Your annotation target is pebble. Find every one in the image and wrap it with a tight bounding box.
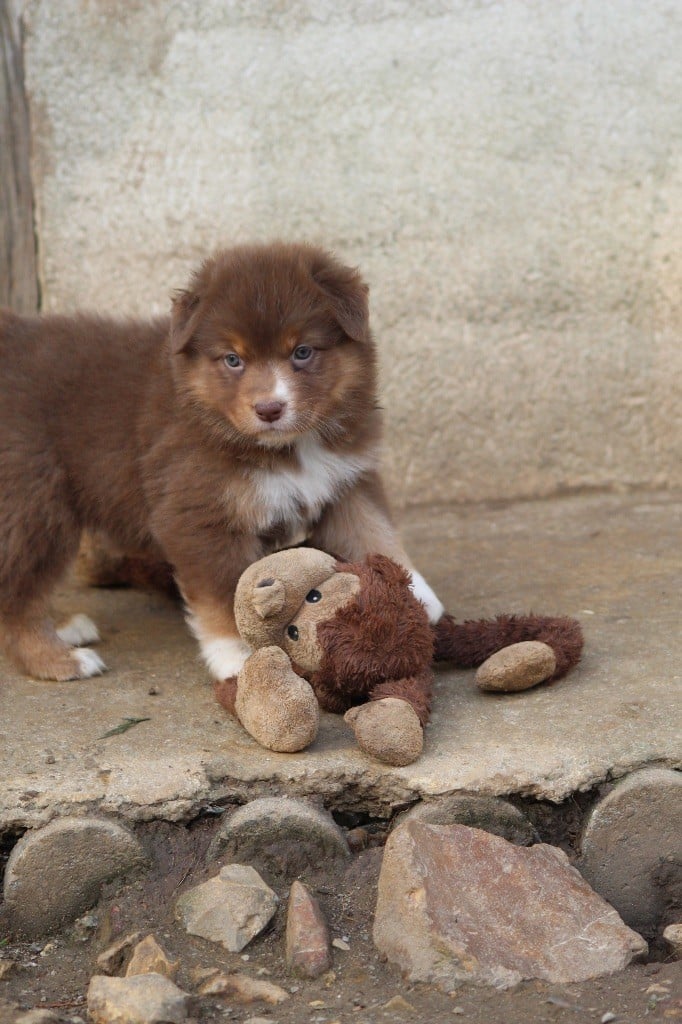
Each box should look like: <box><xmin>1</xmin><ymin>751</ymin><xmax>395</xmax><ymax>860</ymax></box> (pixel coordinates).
<box><xmin>96</xmin><ymin>932</ymin><xmax>141</xmax><ymax>975</ymax></box>
<box><xmin>382</xmin><ymin>994</ymin><xmax>416</xmax><ymax>1014</ymax></box>
<box><xmin>125</xmin><ymin>935</ymin><xmax>178</xmax><ymax>980</ymax></box>
<box><xmin>332</xmin><ymin>938</ymin><xmax>350</xmax><ymax>951</ymax></box>
<box><xmin>87</xmin><ymin>973</ymin><xmax>191</xmax><ymax>1024</ymax></box>
<box><xmin>195</xmin><ymin>971</ymin><xmax>289</xmax><ymax>1004</ymax></box>
<box><xmin>663</xmin><ymin>923</ymin><xmax>682</xmax><ymax>959</ymax></box>
<box><xmin>286</xmin><ymin>881</ymin><xmax>332</xmax><ymax>979</ymax></box>
<box><xmin>0</xmin><ymin>960</ymin><xmax>17</xmax><ymax>979</ymax></box>
<box><xmin>15</xmin><ymin>1012</ymin><xmax>61</xmax><ymax>1024</ymax></box>
<box><xmin>176</xmin><ymin>864</ymin><xmax>278</xmax><ymax>952</ymax></box>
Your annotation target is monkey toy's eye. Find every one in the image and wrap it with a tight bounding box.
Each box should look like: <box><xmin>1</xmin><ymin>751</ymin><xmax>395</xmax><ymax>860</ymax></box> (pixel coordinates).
<box><xmin>287</xmin><ymin>624</ymin><xmax>299</xmax><ymax>641</ymax></box>
<box><xmin>306</xmin><ymin>589</ymin><xmax>322</xmax><ymax>603</ymax></box>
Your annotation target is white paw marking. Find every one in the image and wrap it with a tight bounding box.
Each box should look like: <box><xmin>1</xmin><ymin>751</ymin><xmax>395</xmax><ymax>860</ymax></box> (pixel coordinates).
<box><xmin>73</xmin><ymin>647</ymin><xmax>107</xmax><ymax>677</ymax></box>
<box><xmin>409</xmin><ymin>570</ymin><xmax>446</xmax><ymax>624</ymax></box>
<box><xmin>57</xmin><ymin>613</ymin><xmax>100</xmax><ymax>647</ymax></box>
<box><xmin>200</xmin><ymin>636</ymin><xmax>252</xmax><ymax>679</ymax></box>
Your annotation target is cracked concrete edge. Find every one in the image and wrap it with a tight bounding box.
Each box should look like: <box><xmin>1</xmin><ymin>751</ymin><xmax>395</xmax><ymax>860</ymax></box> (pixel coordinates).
<box><xmin>2</xmin><ymin>755</ymin><xmax>680</xmax><ymax>833</ymax></box>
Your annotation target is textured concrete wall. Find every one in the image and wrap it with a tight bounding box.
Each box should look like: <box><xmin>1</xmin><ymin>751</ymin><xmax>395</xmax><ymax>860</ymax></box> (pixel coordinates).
<box><xmin>19</xmin><ymin>0</ymin><xmax>682</xmax><ymax>507</ymax></box>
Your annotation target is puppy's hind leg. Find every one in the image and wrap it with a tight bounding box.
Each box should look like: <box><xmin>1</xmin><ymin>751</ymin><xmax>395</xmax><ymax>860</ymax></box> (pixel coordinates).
<box><xmin>0</xmin><ymin>460</ymin><xmax>107</xmax><ymax>681</ymax></box>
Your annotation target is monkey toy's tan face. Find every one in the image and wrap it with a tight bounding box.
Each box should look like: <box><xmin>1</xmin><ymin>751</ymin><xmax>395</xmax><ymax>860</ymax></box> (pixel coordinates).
<box><xmin>280</xmin><ymin>571</ymin><xmax>361</xmax><ymax>673</ymax></box>
<box><xmin>233</xmin><ymin>547</ymin><xmax>360</xmax><ymax>673</ymax></box>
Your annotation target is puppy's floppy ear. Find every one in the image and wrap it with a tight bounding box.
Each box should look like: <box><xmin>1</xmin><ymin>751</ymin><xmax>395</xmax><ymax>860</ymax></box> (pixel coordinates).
<box><xmin>170</xmin><ymin>288</ymin><xmax>201</xmax><ymax>354</ymax></box>
<box><xmin>311</xmin><ymin>255</ymin><xmax>370</xmax><ymax>343</ymax></box>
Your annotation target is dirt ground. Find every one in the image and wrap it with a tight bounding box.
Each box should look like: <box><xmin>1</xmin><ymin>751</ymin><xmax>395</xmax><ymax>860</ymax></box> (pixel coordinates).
<box><xmin>1</xmin><ymin>813</ymin><xmax>680</xmax><ymax>1024</ymax></box>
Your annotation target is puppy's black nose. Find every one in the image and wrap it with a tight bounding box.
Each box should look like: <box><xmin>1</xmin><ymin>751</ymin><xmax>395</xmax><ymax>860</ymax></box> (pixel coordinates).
<box><xmin>254</xmin><ymin>400</ymin><xmax>286</xmax><ymax>423</ymax></box>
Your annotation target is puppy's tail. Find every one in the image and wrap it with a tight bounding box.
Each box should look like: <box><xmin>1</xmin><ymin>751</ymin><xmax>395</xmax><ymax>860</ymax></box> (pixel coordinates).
<box><xmin>433</xmin><ymin>612</ymin><xmax>583</xmax><ymax>682</ymax></box>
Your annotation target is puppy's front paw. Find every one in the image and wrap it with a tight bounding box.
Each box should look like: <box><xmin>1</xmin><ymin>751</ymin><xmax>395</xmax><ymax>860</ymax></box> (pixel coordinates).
<box><xmin>235</xmin><ymin>646</ymin><xmax>319</xmax><ymax>753</ymax></box>
<box><xmin>344</xmin><ymin>697</ymin><xmax>423</xmax><ymax>766</ymax></box>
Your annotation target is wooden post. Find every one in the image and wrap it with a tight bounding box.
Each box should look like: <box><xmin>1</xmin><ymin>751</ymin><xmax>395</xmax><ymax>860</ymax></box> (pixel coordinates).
<box><xmin>0</xmin><ymin>0</ymin><xmax>38</xmax><ymax>313</ymax></box>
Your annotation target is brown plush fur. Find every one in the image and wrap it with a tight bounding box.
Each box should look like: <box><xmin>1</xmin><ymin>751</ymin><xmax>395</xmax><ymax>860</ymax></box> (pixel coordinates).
<box><xmin>433</xmin><ymin>613</ymin><xmax>584</xmax><ymax>681</ymax></box>
<box><xmin>0</xmin><ymin>243</ymin><xmax>427</xmax><ymax>681</ymax></box>
<box><xmin>224</xmin><ymin>546</ymin><xmax>583</xmax><ymax>765</ymax></box>
<box><xmin>311</xmin><ymin>556</ymin><xmax>434</xmax><ymax>723</ymax></box>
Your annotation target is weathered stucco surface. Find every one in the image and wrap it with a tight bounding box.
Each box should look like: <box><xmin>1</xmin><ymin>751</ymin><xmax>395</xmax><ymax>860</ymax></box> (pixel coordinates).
<box><xmin>17</xmin><ymin>0</ymin><xmax>682</xmax><ymax>505</ymax></box>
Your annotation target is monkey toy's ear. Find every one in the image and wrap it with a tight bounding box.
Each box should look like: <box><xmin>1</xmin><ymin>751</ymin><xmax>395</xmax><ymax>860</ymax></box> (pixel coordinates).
<box><xmin>252</xmin><ymin>578</ymin><xmax>287</xmax><ymax>620</ymax></box>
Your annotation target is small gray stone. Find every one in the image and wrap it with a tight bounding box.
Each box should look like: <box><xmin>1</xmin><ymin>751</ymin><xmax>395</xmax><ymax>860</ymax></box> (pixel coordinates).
<box><xmin>396</xmin><ymin>793</ymin><xmax>535</xmax><ymax>845</ymax></box>
<box><xmin>3</xmin><ymin>817</ymin><xmax>146</xmax><ymax>939</ymax></box>
<box><xmin>87</xmin><ymin>973</ymin><xmax>191</xmax><ymax>1024</ymax></box>
<box><xmin>579</xmin><ymin>768</ymin><xmax>682</xmax><ymax>938</ymax></box>
<box><xmin>374</xmin><ymin>821</ymin><xmax>647</xmax><ymax>989</ymax></box>
<box><xmin>208</xmin><ymin>797</ymin><xmax>349</xmax><ymax>871</ymax></box>
<box><xmin>176</xmin><ymin>864</ymin><xmax>278</xmax><ymax>952</ymax></box>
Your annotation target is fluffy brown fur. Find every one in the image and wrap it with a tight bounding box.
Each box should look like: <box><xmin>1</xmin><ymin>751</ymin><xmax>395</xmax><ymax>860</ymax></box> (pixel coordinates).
<box><xmin>0</xmin><ymin>243</ymin><xmax>437</xmax><ymax>681</ymax></box>
<box><xmin>311</xmin><ymin>556</ymin><xmax>434</xmax><ymax>723</ymax></box>
<box><xmin>433</xmin><ymin>613</ymin><xmax>584</xmax><ymax>681</ymax></box>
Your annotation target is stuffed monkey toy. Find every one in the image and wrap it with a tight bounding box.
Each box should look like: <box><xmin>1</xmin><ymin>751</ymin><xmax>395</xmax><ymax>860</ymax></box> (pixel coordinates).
<box><xmin>213</xmin><ymin>548</ymin><xmax>583</xmax><ymax>767</ymax></box>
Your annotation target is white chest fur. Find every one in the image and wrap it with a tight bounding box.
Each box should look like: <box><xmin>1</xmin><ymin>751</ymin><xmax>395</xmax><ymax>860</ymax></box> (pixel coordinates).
<box><xmin>250</xmin><ymin>437</ymin><xmax>376</xmax><ymax>536</ymax></box>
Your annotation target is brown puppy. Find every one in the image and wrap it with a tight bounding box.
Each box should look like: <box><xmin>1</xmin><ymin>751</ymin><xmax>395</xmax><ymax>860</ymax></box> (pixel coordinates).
<box><xmin>0</xmin><ymin>242</ymin><xmax>443</xmax><ymax>682</ymax></box>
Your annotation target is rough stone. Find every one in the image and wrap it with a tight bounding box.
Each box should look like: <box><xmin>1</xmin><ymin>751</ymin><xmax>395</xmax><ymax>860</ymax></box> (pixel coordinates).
<box><xmin>125</xmin><ymin>935</ymin><xmax>178</xmax><ymax>980</ymax></box>
<box><xmin>396</xmin><ymin>793</ymin><xmax>535</xmax><ymax>845</ymax></box>
<box><xmin>3</xmin><ymin>816</ymin><xmax>146</xmax><ymax>938</ymax></box>
<box><xmin>194</xmin><ymin>972</ymin><xmax>289</xmax><ymax>1004</ymax></box>
<box><xmin>285</xmin><ymin>880</ymin><xmax>332</xmax><ymax>979</ymax></box>
<box><xmin>15</xmin><ymin>1012</ymin><xmax>60</xmax><ymax>1024</ymax></box>
<box><xmin>663</xmin><ymin>923</ymin><xmax>682</xmax><ymax>959</ymax></box>
<box><xmin>476</xmin><ymin>641</ymin><xmax>557</xmax><ymax>692</ymax></box>
<box><xmin>87</xmin><ymin>973</ymin><xmax>191</xmax><ymax>1024</ymax></box>
<box><xmin>96</xmin><ymin>932</ymin><xmax>141</xmax><ymax>975</ymax></box>
<box><xmin>373</xmin><ymin>821</ymin><xmax>647</xmax><ymax>990</ymax></box>
<box><xmin>0</xmin><ymin>959</ymin><xmax>17</xmax><ymax>979</ymax></box>
<box><xmin>175</xmin><ymin>864</ymin><xmax>278</xmax><ymax>952</ymax></box>
<box><xmin>208</xmin><ymin>797</ymin><xmax>349</xmax><ymax>871</ymax></box>
<box><xmin>579</xmin><ymin>768</ymin><xmax>682</xmax><ymax>938</ymax></box>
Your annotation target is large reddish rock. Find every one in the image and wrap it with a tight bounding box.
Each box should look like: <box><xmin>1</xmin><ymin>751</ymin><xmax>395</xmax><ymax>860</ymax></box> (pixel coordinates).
<box><xmin>373</xmin><ymin>821</ymin><xmax>647</xmax><ymax>990</ymax></box>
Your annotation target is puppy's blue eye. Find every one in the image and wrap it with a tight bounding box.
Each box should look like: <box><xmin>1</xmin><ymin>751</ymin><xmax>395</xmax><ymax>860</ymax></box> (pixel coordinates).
<box><xmin>224</xmin><ymin>353</ymin><xmax>242</xmax><ymax>369</ymax></box>
<box><xmin>306</xmin><ymin>589</ymin><xmax>322</xmax><ymax>603</ymax></box>
<box><xmin>287</xmin><ymin>624</ymin><xmax>299</xmax><ymax>641</ymax></box>
<box><xmin>293</xmin><ymin>345</ymin><xmax>313</xmax><ymax>363</ymax></box>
